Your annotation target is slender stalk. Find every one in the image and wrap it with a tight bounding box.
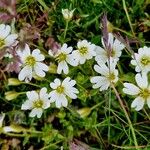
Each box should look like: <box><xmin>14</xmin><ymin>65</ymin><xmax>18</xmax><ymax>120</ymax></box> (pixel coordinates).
<box><xmin>91</xmin><ymin>101</ymin><xmax>105</xmax><ymax>111</ymax></box>
<box><xmin>111</xmin><ymin>83</ymin><xmax>139</xmax><ymax>149</ymax></box>
<box><xmin>143</xmin><ymin>108</ymin><xmax>150</xmax><ymax>121</ymax></box>
<box><xmin>23</xmin><ymin>82</ymin><xmax>41</xmax><ymax>88</ymax></box>
<box><xmin>108</xmin><ymin>87</ymin><xmax>111</xmax><ymax>142</ymax></box>
<box><xmin>40</xmin><ymin>140</ymin><xmax>62</xmax><ymax>150</ymax></box>
<box><xmin>113</xmin><ymin>27</ymin><xmax>133</xmax><ymax>37</ymax></box>
<box><xmin>63</xmin><ymin>20</ymin><xmax>69</xmax><ymax>40</ymax></box>
<box><xmin>122</xmin><ymin>0</ymin><xmax>135</xmax><ymax>38</ymax></box>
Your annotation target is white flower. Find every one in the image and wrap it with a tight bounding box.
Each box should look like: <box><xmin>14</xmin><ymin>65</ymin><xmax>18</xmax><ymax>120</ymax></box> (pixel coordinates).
<box><xmin>0</xmin><ymin>24</ymin><xmax>18</xmax><ymax>49</ymax></box>
<box><xmin>21</xmin><ymin>88</ymin><xmax>50</xmax><ymax>118</ymax></box>
<box><xmin>49</xmin><ymin>43</ymin><xmax>77</xmax><ymax>74</ymax></box>
<box><xmin>62</xmin><ymin>9</ymin><xmax>75</xmax><ymax>20</ymax></box>
<box><xmin>72</xmin><ymin>40</ymin><xmax>96</xmax><ymax>65</ymax></box>
<box><xmin>91</xmin><ymin>58</ymin><xmax>118</xmax><ymax>91</ymax></box>
<box><xmin>123</xmin><ymin>73</ymin><xmax>150</xmax><ymax>111</ymax></box>
<box><xmin>49</xmin><ymin>77</ymin><xmax>79</xmax><ymax>108</ymax></box>
<box><xmin>95</xmin><ymin>33</ymin><xmax>125</xmax><ymax>63</ymax></box>
<box><xmin>131</xmin><ymin>46</ymin><xmax>150</xmax><ymax>73</ymax></box>
<box><xmin>17</xmin><ymin>44</ymin><xmax>49</xmax><ymax>82</ymax></box>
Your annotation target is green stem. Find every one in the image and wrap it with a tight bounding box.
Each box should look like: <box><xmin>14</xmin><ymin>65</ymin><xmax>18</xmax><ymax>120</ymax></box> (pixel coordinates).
<box><xmin>113</xmin><ymin>27</ymin><xmax>133</xmax><ymax>37</ymax></box>
<box><xmin>111</xmin><ymin>83</ymin><xmax>139</xmax><ymax>149</ymax></box>
<box><xmin>122</xmin><ymin>0</ymin><xmax>135</xmax><ymax>37</ymax></box>
<box><xmin>108</xmin><ymin>87</ymin><xmax>111</xmax><ymax>143</ymax></box>
<box><xmin>23</xmin><ymin>82</ymin><xmax>41</xmax><ymax>88</ymax></box>
<box><xmin>63</xmin><ymin>20</ymin><xmax>69</xmax><ymax>40</ymax></box>
<box><xmin>90</xmin><ymin>101</ymin><xmax>105</xmax><ymax>111</ymax></box>
<box><xmin>40</xmin><ymin>140</ymin><xmax>63</xmax><ymax>150</ymax></box>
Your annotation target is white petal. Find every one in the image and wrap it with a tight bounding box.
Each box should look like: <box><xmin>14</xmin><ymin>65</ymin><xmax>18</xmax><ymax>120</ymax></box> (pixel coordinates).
<box><xmin>0</xmin><ymin>24</ymin><xmax>11</xmax><ymax>39</ymax></box>
<box><xmin>50</xmin><ymin>78</ymin><xmax>61</xmax><ymax>89</ymax></box>
<box><xmin>61</xmin><ymin>43</ymin><xmax>73</xmax><ymax>54</ymax></box>
<box><xmin>29</xmin><ymin>108</ymin><xmax>43</xmax><ymax>118</ymax></box>
<box><xmin>34</xmin><ymin>62</ymin><xmax>48</xmax><ymax>77</ymax></box>
<box><xmin>57</xmin><ymin>61</ymin><xmax>69</xmax><ymax>74</ymax></box>
<box><xmin>21</xmin><ymin>100</ymin><xmax>33</xmax><ymax>110</ymax></box>
<box><xmin>21</xmin><ymin>44</ymin><xmax>31</xmax><ymax>59</ymax></box>
<box><xmin>62</xmin><ymin>77</ymin><xmax>76</xmax><ymax>87</ymax></box>
<box><xmin>135</xmin><ymin>73</ymin><xmax>148</xmax><ymax>88</ymax></box>
<box><xmin>32</xmin><ymin>49</ymin><xmax>45</xmax><ymax>61</ymax></box>
<box><xmin>61</xmin><ymin>95</ymin><xmax>68</xmax><ymax>107</ymax></box>
<box><xmin>36</xmin><ymin>108</ymin><xmax>43</xmax><ymax>118</ymax></box>
<box><xmin>49</xmin><ymin>90</ymin><xmax>57</xmax><ymax>103</ymax></box>
<box><xmin>147</xmin><ymin>97</ymin><xmax>150</xmax><ymax>109</ymax></box>
<box><xmin>131</xmin><ymin>97</ymin><xmax>144</xmax><ymax>111</ymax></box>
<box><xmin>130</xmin><ymin>59</ymin><xmax>137</xmax><ymax>66</ymax></box>
<box><xmin>18</xmin><ymin>66</ymin><xmax>32</xmax><ymax>81</ymax></box>
<box><xmin>91</xmin><ymin>76</ymin><xmax>110</xmax><ymax>91</ymax></box>
<box><xmin>55</xmin><ymin>94</ymin><xmax>68</xmax><ymax>108</ymax></box>
<box><xmin>65</xmin><ymin>90</ymin><xmax>78</xmax><ymax>99</ymax></box>
<box><xmin>26</xmin><ymin>91</ymin><xmax>39</xmax><ymax>101</ymax></box>
<box><xmin>5</xmin><ymin>34</ymin><xmax>18</xmax><ymax>46</ymax></box>
<box><xmin>94</xmin><ymin>64</ymin><xmax>109</xmax><ymax>76</ymax></box>
<box><xmin>113</xmin><ymin>39</ymin><xmax>125</xmax><ymax>52</ymax></box>
<box><xmin>39</xmin><ymin>87</ymin><xmax>47</xmax><ymax>100</ymax></box>
<box><xmin>123</xmin><ymin>83</ymin><xmax>140</xmax><ymax>95</ymax></box>
<box><xmin>66</xmin><ymin>54</ymin><xmax>78</xmax><ymax>66</ymax></box>
<box><xmin>42</xmin><ymin>99</ymin><xmax>50</xmax><ymax>109</ymax></box>
<box><xmin>55</xmin><ymin>94</ymin><xmax>64</xmax><ymax>108</ymax></box>
<box><xmin>29</xmin><ymin>108</ymin><xmax>37</xmax><ymax>118</ymax></box>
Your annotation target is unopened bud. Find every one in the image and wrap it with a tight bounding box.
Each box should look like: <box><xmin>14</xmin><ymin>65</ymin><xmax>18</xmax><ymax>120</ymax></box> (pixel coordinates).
<box><xmin>62</xmin><ymin>9</ymin><xmax>75</xmax><ymax>21</ymax></box>
<box><xmin>77</xmin><ymin>107</ymin><xmax>91</xmax><ymax>118</ymax></box>
<box><xmin>5</xmin><ymin>91</ymin><xmax>19</xmax><ymax>101</ymax></box>
<box><xmin>3</xmin><ymin>125</ymin><xmax>25</xmax><ymax>133</ymax></box>
<box><xmin>8</xmin><ymin>78</ymin><xmax>22</xmax><ymax>86</ymax></box>
<box><xmin>33</xmin><ymin>74</ymin><xmax>44</xmax><ymax>81</ymax></box>
<box><xmin>107</xmin><ymin>21</ymin><xmax>114</xmax><ymax>33</ymax></box>
<box><xmin>48</xmin><ymin>63</ymin><xmax>57</xmax><ymax>74</ymax></box>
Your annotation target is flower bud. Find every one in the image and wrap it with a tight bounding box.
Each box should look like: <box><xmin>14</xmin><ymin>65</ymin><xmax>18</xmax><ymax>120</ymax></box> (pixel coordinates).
<box><xmin>3</xmin><ymin>125</ymin><xmax>24</xmax><ymax>133</ymax></box>
<box><xmin>5</xmin><ymin>91</ymin><xmax>20</xmax><ymax>101</ymax></box>
<box><xmin>33</xmin><ymin>74</ymin><xmax>44</xmax><ymax>81</ymax></box>
<box><xmin>62</xmin><ymin>9</ymin><xmax>75</xmax><ymax>21</ymax></box>
<box><xmin>77</xmin><ymin>107</ymin><xmax>91</xmax><ymax>118</ymax></box>
<box><xmin>107</xmin><ymin>21</ymin><xmax>114</xmax><ymax>33</ymax></box>
<box><xmin>48</xmin><ymin>63</ymin><xmax>57</xmax><ymax>74</ymax></box>
<box><xmin>8</xmin><ymin>78</ymin><xmax>22</xmax><ymax>86</ymax></box>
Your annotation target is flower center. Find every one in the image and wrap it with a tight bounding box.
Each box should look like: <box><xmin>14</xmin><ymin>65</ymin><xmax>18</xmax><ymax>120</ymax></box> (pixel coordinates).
<box><xmin>0</xmin><ymin>38</ymin><xmax>5</xmax><ymax>48</ymax></box>
<box><xmin>56</xmin><ymin>85</ymin><xmax>64</xmax><ymax>94</ymax></box>
<box><xmin>139</xmin><ymin>89</ymin><xmax>150</xmax><ymax>99</ymax></box>
<box><xmin>108</xmin><ymin>73</ymin><xmax>115</xmax><ymax>81</ymax></box>
<box><xmin>140</xmin><ymin>56</ymin><xmax>150</xmax><ymax>66</ymax></box>
<box><xmin>109</xmin><ymin>49</ymin><xmax>115</xmax><ymax>57</ymax></box>
<box><xmin>56</xmin><ymin>53</ymin><xmax>67</xmax><ymax>62</ymax></box>
<box><xmin>105</xmin><ymin>49</ymin><xmax>116</xmax><ymax>58</ymax></box>
<box><xmin>25</xmin><ymin>56</ymin><xmax>36</xmax><ymax>66</ymax></box>
<box><xmin>79</xmin><ymin>47</ymin><xmax>88</xmax><ymax>55</ymax></box>
<box><xmin>33</xmin><ymin>100</ymin><xmax>43</xmax><ymax>108</ymax></box>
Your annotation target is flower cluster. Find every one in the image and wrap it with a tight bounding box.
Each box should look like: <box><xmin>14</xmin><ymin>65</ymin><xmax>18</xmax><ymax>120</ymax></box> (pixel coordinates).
<box><xmin>3</xmin><ymin>16</ymin><xmax>150</xmax><ymax>121</ymax></box>
<box><xmin>21</xmin><ymin>78</ymin><xmax>79</xmax><ymax>118</ymax></box>
<box><xmin>91</xmin><ymin>33</ymin><xmax>121</xmax><ymax>91</ymax></box>
<box><xmin>49</xmin><ymin>40</ymin><xmax>96</xmax><ymax>75</ymax></box>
